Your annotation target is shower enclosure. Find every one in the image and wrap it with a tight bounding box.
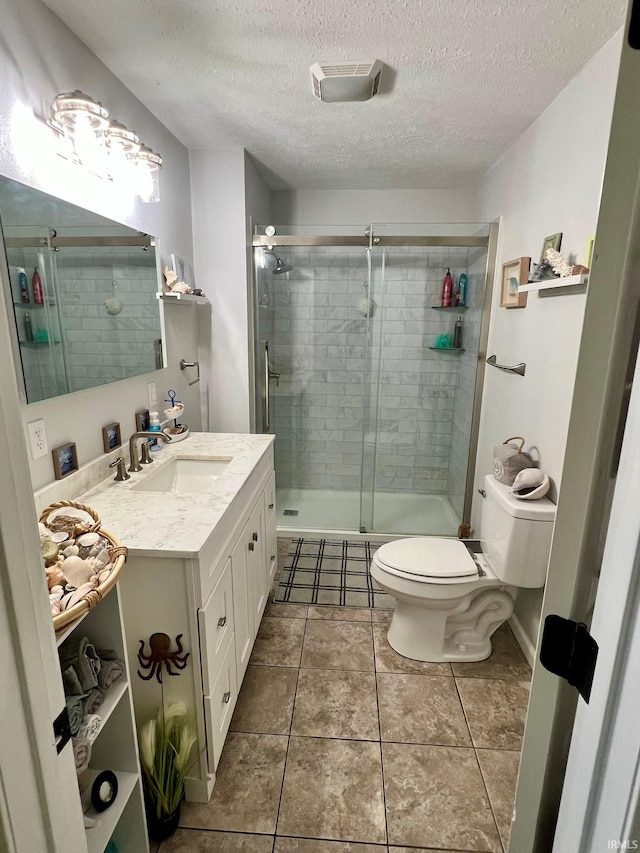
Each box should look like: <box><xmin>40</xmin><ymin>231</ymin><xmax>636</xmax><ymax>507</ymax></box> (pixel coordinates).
<box><xmin>252</xmin><ymin>223</ymin><xmax>498</xmax><ymax>538</ymax></box>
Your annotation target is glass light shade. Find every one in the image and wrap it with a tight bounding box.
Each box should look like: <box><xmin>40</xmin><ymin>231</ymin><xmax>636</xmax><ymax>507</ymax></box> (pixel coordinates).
<box><xmin>50</xmin><ymin>91</ymin><xmax>109</xmax><ymax>131</ymax></box>
<box><xmin>106</xmin><ymin>120</ymin><xmax>140</xmax><ymax>154</ymax></box>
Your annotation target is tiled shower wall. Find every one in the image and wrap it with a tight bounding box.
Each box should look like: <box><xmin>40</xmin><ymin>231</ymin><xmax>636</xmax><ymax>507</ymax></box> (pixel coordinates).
<box><xmin>56</xmin><ymin>248</ymin><xmax>158</xmax><ymax>392</ymax></box>
<box><xmin>270</xmin><ymin>245</ymin><xmax>486</xmax><ymax>506</ymax></box>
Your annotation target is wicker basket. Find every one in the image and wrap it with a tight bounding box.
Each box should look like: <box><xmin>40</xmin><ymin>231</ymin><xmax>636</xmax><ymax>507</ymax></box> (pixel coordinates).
<box><xmin>40</xmin><ymin>500</ymin><xmax>128</xmax><ymax>633</ymax></box>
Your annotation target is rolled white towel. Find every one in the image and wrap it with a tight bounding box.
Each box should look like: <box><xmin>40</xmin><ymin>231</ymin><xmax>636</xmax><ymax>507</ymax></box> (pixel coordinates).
<box><xmin>78</xmin><ymin>714</ymin><xmax>102</xmax><ymax>743</ymax></box>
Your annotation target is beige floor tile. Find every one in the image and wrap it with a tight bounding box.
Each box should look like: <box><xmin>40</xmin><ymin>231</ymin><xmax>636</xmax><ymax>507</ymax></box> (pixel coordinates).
<box><xmin>377</xmin><ymin>673</ymin><xmax>471</xmax><ymax>746</ymax></box>
<box><xmin>159</xmin><ymin>828</ymin><xmax>274</xmax><ymax>852</ymax></box>
<box><xmin>275</xmin><ymin>839</ymin><xmax>387</xmax><ymax>852</ymax></box>
<box><xmin>373</xmin><ymin>624</ymin><xmax>453</xmax><ymax>676</ymax></box>
<box><xmin>456</xmin><ymin>677</ymin><xmax>529</xmax><ymax>750</ymax></box>
<box><xmin>389</xmin><ymin>849</ymin><xmax>476</xmax><ymax>852</ymax></box>
<box><xmin>264</xmin><ymin>600</ymin><xmax>309</xmax><ymax>619</ymax></box>
<box><xmin>371</xmin><ymin>609</ymin><xmax>393</xmax><ymax>624</ymax></box>
<box><xmin>451</xmin><ymin>624</ymin><xmax>531</xmax><ymax>680</ymax></box>
<box><xmin>250</xmin><ymin>616</ymin><xmax>306</xmax><ymax>667</ymax></box>
<box><xmin>180</xmin><ymin>732</ymin><xmax>287</xmax><ymax>834</ymax></box>
<box><xmin>382</xmin><ymin>742</ymin><xmax>501</xmax><ymax>851</ymax></box>
<box><xmin>476</xmin><ymin>748</ymin><xmax>521</xmax><ymax>849</ymax></box>
<box><xmin>292</xmin><ymin>669</ymin><xmax>379</xmax><ymax>739</ymax></box>
<box><xmin>301</xmin><ymin>620</ymin><xmax>374</xmax><ymax>671</ymax></box>
<box><xmin>230</xmin><ymin>665</ymin><xmax>298</xmax><ymax>734</ymax></box>
<box><xmin>308</xmin><ymin>605</ymin><xmax>372</xmax><ymax>622</ymax></box>
<box><xmin>278</xmin><ymin>736</ymin><xmax>386</xmax><ymax>843</ymax></box>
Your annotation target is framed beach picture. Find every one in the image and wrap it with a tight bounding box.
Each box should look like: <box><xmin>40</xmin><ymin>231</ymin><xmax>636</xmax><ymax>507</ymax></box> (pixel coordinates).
<box><xmin>539</xmin><ymin>233</ymin><xmax>562</xmax><ymax>263</ymax></box>
<box><xmin>170</xmin><ymin>254</ymin><xmax>194</xmax><ymax>289</ymax></box>
<box><xmin>52</xmin><ymin>442</ymin><xmax>79</xmax><ymax>480</ymax></box>
<box><xmin>135</xmin><ymin>409</ymin><xmax>150</xmax><ymax>433</ymax></box>
<box><xmin>500</xmin><ymin>257</ymin><xmax>530</xmax><ymax>309</ymax></box>
<box><xmin>102</xmin><ymin>422</ymin><xmax>122</xmax><ymax>454</ymax></box>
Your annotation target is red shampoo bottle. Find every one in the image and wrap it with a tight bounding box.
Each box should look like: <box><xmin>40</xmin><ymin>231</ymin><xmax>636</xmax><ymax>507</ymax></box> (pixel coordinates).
<box><xmin>441</xmin><ymin>268</ymin><xmax>453</xmax><ymax>307</ymax></box>
<box><xmin>32</xmin><ymin>268</ymin><xmax>44</xmax><ymax>304</ymax></box>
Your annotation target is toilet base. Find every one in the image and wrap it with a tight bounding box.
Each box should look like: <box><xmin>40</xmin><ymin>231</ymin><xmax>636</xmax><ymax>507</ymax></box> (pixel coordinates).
<box><xmin>385</xmin><ymin>589</ymin><xmax>514</xmax><ymax>663</ymax></box>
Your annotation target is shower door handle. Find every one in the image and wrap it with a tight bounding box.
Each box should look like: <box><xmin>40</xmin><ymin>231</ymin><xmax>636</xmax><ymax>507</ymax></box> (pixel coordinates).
<box><xmin>262</xmin><ymin>340</ymin><xmax>278</xmax><ymax>432</ymax></box>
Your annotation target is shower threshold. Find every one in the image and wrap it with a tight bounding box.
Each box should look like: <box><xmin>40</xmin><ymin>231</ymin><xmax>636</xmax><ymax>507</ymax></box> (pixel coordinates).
<box><xmin>276</xmin><ymin>488</ymin><xmax>460</xmax><ymax>539</ymax></box>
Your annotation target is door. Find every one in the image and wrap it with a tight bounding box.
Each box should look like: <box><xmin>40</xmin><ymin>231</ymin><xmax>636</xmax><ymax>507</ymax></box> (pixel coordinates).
<box><xmin>509</xmin><ymin>8</ymin><xmax>640</xmax><ymax>850</ymax></box>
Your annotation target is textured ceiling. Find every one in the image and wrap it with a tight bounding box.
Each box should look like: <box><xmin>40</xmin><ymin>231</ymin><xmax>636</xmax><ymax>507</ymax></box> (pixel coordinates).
<box><xmin>41</xmin><ymin>0</ymin><xmax>626</xmax><ymax>189</ymax></box>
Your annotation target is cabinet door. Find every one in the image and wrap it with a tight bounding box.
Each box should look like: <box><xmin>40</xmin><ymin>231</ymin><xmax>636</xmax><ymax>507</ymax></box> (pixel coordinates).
<box><xmin>231</xmin><ymin>524</ymin><xmax>254</xmax><ymax>683</ymax></box>
<box><xmin>198</xmin><ymin>558</ymin><xmax>234</xmax><ymax>695</ymax></box>
<box><xmin>203</xmin><ymin>640</ymin><xmax>238</xmax><ymax>771</ymax></box>
<box><xmin>247</xmin><ymin>498</ymin><xmax>268</xmax><ymax>630</ymax></box>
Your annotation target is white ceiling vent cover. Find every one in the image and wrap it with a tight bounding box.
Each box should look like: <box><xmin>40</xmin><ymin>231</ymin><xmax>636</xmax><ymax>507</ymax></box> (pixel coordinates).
<box><xmin>310</xmin><ymin>60</ymin><xmax>384</xmax><ymax>103</ymax></box>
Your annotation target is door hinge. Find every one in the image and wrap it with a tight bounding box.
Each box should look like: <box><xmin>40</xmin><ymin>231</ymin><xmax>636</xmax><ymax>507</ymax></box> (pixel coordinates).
<box><xmin>53</xmin><ymin>705</ymin><xmax>72</xmax><ymax>754</ymax></box>
<box><xmin>540</xmin><ymin>615</ymin><xmax>598</xmax><ymax>703</ymax></box>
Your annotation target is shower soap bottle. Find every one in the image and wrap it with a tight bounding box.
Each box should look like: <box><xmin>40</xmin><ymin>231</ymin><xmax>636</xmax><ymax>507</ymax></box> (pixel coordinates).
<box><xmin>32</xmin><ymin>268</ymin><xmax>43</xmax><ymax>304</ymax></box>
<box><xmin>456</xmin><ymin>273</ymin><xmax>467</xmax><ymax>307</ymax></box>
<box><xmin>148</xmin><ymin>411</ymin><xmax>162</xmax><ymax>452</ymax></box>
<box><xmin>453</xmin><ymin>316</ymin><xmax>463</xmax><ymax>349</ymax></box>
<box><xmin>441</xmin><ymin>268</ymin><xmax>453</xmax><ymax>307</ymax></box>
<box><xmin>19</xmin><ymin>270</ymin><xmax>30</xmax><ymax>303</ymax></box>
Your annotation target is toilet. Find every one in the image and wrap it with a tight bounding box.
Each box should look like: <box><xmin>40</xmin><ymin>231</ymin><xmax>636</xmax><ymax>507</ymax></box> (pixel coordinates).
<box><xmin>370</xmin><ymin>475</ymin><xmax>556</xmax><ymax>662</ymax></box>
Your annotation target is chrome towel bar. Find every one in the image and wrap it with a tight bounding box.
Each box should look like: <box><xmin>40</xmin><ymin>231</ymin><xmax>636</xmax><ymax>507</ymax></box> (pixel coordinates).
<box><xmin>486</xmin><ymin>355</ymin><xmax>526</xmax><ymax>377</ymax></box>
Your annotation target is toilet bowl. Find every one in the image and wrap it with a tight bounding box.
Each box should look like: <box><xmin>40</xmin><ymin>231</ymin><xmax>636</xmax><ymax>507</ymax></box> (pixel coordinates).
<box><xmin>371</xmin><ymin>476</ymin><xmax>556</xmax><ymax>663</ymax></box>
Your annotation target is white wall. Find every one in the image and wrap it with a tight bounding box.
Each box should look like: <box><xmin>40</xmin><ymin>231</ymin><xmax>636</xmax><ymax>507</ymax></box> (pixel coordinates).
<box><xmin>272</xmin><ymin>188</ymin><xmax>475</xmax><ymax>226</ymax></box>
<box><xmin>0</xmin><ymin>0</ymin><xmax>200</xmax><ymax>490</ymax></box>
<box><xmin>472</xmin><ymin>31</ymin><xmax>623</xmax><ymax>651</ymax></box>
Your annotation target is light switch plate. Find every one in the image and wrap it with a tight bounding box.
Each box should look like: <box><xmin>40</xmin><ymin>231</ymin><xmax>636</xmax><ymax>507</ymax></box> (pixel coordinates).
<box><xmin>27</xmin><ymin>419</ymin><xmax>48</xmax><ymax>460</ymax></box>
<box><xmin>148</xmin><ymin>381</ymin><xmax>157</xmax><ymax>409</ymax></box>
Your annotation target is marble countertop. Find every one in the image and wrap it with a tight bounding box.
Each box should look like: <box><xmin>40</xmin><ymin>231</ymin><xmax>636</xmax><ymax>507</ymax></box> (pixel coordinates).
<box><xmin>78</xmin><ymin>432</ymin><xmax>274</xmax><ymax>558</ymax></box>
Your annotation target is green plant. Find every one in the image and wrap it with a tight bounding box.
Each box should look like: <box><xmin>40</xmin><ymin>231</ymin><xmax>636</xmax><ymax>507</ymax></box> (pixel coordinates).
<box><xmin>139</xmin><ymin>702</ymin><xmax>196</xmax><ymax>819</ymax></box>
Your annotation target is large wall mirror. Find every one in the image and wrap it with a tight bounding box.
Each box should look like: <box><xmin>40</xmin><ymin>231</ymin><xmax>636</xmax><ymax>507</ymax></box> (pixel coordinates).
<box><xmin>0</xmin><ymin>176</ymin><xmax>164</xmax><ymax>403</ymax></box>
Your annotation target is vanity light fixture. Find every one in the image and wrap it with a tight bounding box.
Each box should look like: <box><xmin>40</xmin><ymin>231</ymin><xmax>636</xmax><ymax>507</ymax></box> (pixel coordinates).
<box><xmin>48</xmin><ymin>91</ymin><xmax>163</xmax><ymax>202</ymax></box>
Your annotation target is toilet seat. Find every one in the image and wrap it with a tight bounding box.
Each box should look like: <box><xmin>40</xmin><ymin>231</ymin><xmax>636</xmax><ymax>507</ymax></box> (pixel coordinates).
<box><xmin>374</xmin><ymin>538</ymin><xmax>479</xmax><ymax>584</ymax></box>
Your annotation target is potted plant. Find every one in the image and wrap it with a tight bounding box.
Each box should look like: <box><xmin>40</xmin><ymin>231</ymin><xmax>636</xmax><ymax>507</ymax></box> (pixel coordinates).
<box><xmin>139</xmin><ymin>702</ymin><xmax>196</xmax><ymax>841</ymax></box>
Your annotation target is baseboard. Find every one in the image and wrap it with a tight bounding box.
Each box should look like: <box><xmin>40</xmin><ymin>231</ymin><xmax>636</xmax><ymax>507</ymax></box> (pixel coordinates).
<box><xmin>509</xmin><ymin>613</ymin><xmax>537</xmax><ymax>669</ymax></box>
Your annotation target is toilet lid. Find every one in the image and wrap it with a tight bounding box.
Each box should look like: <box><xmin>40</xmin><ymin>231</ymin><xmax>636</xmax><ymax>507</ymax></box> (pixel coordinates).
<box><xmin>375</xmin><ymin>538</ymin><xmax>478</xmax><ymax>580</ymax></box>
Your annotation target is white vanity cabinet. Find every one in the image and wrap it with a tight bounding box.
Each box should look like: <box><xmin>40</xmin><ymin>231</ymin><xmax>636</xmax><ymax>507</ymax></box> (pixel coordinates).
<box><xmin>116</xmin><ymin>444</ymin><xmax>276</xmax><ymax>803</ymax></box>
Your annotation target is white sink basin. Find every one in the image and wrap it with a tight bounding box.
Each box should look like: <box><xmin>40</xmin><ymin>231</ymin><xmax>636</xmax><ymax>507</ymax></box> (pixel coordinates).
<box><xmin>132</xmin><ymin>457</ymin><xmax>232</xmax><ymax>494</ymax></box>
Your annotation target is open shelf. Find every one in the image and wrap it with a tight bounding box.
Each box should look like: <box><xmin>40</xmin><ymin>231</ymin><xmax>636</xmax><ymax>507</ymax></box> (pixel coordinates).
<box><xmin>519</xmin><ymin>273</ymin><xmax>589</xmax><ymax>293</ymax></box>
<box><xmin>157</xmin><ymin>292</ymin><xmax>209</xmax><ymax>305</ymax></box>
<box><xmin>431</xmin><ymin>306</ymin><xmax>469</xmax><ymax>312</ymax></box>
<box><xmin>14</xmin><ymin>301</ymin><xmax>56</xmax><ymax>308</ymax></box>
<box><xmin>20</xmin><ymin>340</ymin><xmax>60</xmax><ymax>347</ymax></box>
<box><xmin>428</xmin><ymin>347</ymin><xmax>465</xmax><ymax>353</ymax></box>
<box><xmin>82</xmin><ymin>769</ymin><xmax>139</xmax><ymax>853</ymax></box>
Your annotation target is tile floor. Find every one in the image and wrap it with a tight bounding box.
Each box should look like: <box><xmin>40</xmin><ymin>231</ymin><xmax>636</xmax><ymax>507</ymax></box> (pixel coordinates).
<box><xmin>156</xmin><ymin>540</ymin><xmax>531</xmax><ymax>853</ymax></box>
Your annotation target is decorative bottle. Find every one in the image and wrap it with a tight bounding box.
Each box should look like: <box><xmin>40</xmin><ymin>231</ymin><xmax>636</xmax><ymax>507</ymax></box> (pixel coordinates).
<box><xmin>19</xmin><ymin>270</ymin><xmax>30</xmax><ymax>303</ymax></box>
<box><xmin>441</xmin><ymin>268</ymin><xmax>453</xmax><ymax>308</ymax></box>
<box><xmin>453</xmin><ymin>316</ymin><xmax>463</xmax><ymax>349</ymax></box>
<box><xmin>32</xmin><ymin>268</ymin><xmax>44</xmax><ymax>304</ymax></box>
<box><xmin>148</xmin><ymin>411</ymin><xmax>162</xmax><ymax>452</ymax></box>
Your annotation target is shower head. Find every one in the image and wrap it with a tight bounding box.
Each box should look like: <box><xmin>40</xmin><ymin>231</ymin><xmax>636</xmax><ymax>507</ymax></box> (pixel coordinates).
<box><xmin>264</xmin><ymin>249</ymin><xmax>292</xmax><ymax>275</ymax></box>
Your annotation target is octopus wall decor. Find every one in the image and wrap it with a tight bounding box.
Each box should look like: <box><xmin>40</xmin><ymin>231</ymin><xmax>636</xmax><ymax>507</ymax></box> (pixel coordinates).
<box><xmin>137</xmin><ymin>632</ymin><xmax>190</xmax><ymax>683</ymax></box>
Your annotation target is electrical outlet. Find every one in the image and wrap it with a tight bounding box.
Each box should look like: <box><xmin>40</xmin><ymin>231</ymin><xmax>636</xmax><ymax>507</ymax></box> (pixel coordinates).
<box><xmin>27</xmin><ymin>419</ymin><xmax>48</xmax><ymax>461</ymax></box>
<box><xmin>148</xmin><ymin>381</ymin><xmax>157</xmax><ymax>409</ymax></box>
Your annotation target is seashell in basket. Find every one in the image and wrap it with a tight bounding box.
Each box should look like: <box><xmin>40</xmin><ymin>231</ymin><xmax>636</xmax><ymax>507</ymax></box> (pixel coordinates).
<box><xmin>41</xmin><ymin>539</ymin><xmax>60</xmax><ymax>567</ymax></box>
<box><xmin>61</xmin><ymin>556</ymin><xmax>95</xmax><ymax>588</ymax></box>
<box><xmin>94</xmin><ymin>548</ymin><xmax>110</xmax><ymax>568</ymax></box>
<box><xmin>46</xmin><ymin>563</ymin><xmax>66</xmax><ymax>591</ymax></box>
<box><xmin>77</xmin><ymin>532</ymin><xmax>100</xmax><ymax>547</ymax></box>
<box><xmin>62</xmin><ymin>545</ymin><xmax>80</xmax><ymax>558</ymax></box>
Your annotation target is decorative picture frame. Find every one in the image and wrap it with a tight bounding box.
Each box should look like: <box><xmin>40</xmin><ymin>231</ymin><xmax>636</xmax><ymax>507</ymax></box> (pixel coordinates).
<box><xmin>170</xmin><ymin>254</ymin><xmax>194</xmax><ymax>289</ymax></box>
<box><xmin>500</xmin><ymin>257</ymin><xmax>530</xmax><ymax>309</ymax></box>
<box><xmin>135</xmin><ymin>409</ymin><xmax>150</xmax><ymax>433</ymax></box>
<box><xmin>539</xmin><ymin>233</ymin><xmax>562</xmax><ymax>263</ymax></box>
<box><xmin>52</xmin><ymin>442</ymin><xmax>79</xmax><ymax>480</ymax></box>
<box><xmin>585</xmin><ymin>235</ymin><xmax>595</xmax><ymax>269</ymax></box>
<box><xmin>102</xmin><ymin>422</ymin><xmax>122</xmax><ymax>454</ymax></box>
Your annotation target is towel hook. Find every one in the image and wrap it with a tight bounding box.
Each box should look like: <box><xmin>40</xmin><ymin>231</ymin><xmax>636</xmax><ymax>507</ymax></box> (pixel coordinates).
<box><xmin>486</xmin><ymin>355</ymin><xmax>526</xmax><ymax>377</ymax></box>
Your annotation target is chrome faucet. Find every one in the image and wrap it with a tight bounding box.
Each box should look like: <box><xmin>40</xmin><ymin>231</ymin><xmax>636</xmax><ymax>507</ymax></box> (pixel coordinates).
<box><xmin>109</xmin><ymin>456</ymin><xmax>130</xmax><ymax>481</ymax></box>
<box><xmin>128</xmin><ymin>431</ymin><xmax>172</xmax><ymax>473</ymax></box>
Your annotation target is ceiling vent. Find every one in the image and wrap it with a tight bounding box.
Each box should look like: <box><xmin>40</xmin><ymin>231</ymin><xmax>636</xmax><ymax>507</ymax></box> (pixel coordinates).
<box><xmin>310</xmin><ymin>60</ymin><xmax>384</xmax><ymax>103</ymax></box>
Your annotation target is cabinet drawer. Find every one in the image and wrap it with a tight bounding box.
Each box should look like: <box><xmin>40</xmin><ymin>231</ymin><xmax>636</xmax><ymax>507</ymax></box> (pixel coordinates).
<box><xmin>204</xmin><ymin>640</ymin><xmax>238</xmax><ymax>771</ymax></box>
<box><xmin>198</xmin><ymin>558</ymin><xmax>234</xmax><ymax>695</ymax></box>
<box><xmin>263</xmin><ymin>471</ymin><xmax>276</xmax><ymax>529</ymax></box>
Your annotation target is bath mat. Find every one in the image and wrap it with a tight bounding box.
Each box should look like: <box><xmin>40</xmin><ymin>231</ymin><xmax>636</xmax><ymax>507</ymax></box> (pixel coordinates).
<box><xmin>273</xmin><ymin>538</ymin><xmax>395</xmax><ymax>609</ymax></box>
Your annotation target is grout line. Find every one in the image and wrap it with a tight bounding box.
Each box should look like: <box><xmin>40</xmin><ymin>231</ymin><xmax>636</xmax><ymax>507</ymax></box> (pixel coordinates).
<box><xmin>474</xmin><ymin>747</ymin><xmax>506</xmax><ymax>853</ymax></box>
<box><xmin>372</xmin><ymin>612</ymin><xmax>390</xmax><ymax>848</ymax></box>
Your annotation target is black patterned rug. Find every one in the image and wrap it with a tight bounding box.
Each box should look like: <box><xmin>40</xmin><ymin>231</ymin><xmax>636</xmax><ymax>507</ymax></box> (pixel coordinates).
<box><xmin>273</xmin><ymin>538</ymin><xmax>395</xmax><ymax>609</ymax></box>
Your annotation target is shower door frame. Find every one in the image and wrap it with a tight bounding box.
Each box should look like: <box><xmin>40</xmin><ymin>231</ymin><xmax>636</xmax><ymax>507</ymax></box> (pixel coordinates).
<box><xmin>250</xmin><ymin>222</ymin><xmax>499</xmax><ymax>531</ymax></box>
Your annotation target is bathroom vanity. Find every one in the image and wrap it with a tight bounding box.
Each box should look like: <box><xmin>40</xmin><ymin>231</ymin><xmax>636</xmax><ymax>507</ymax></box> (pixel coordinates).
<box><xmin>80</xmin><ymin>433</ymin><xmax>276</xmax><ymax>801</ymax></box>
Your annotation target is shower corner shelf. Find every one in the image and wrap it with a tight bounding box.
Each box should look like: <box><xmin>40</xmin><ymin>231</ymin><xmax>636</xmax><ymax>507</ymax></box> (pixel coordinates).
<box><xmin>431</xmin><ymin>306</ymin><xmax>469</xmax><ymax>312</ymax></box>
<box><xmin>428</xmin><ymin>346</ymin><xmax>465</xmax><ymax>354</ymax></box>
<box><xmin>157</xmin><ymin>292</ymin><xmax>210</xmax><ymax>306</ymax></box>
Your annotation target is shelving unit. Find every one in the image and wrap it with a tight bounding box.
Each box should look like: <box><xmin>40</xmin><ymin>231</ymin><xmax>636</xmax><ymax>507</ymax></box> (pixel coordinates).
<box><xmin>157</xmin><ymin>292</ymin><xmax>209</xmax><ymax>306</ymax></box>
<box><xmin>428</xmin><ymin>346</ymin><xmax>465</xmax><ymax>354</ymax></box>
<box><xmin>57</xmin><ymin>585</ymin><xmax>149</xmax><ymax>853</ymax></box>
<box><xmin>519</xmin><ymin>273</ymin><xmax>589</xmax><ymax>293</ymax></box>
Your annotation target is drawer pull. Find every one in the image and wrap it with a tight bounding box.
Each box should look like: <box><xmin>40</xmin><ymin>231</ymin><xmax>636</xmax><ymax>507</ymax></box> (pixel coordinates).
<box><xmin>268</xmin><ymin>503</ymin><xmax>274</xmax><ymax>510</ymax></box>
<box><xmin>217</xmin><ymin>616</ymin><xmax>227</xmax><ymax>628</ymax></box>
<box><xmin>222</xmin><ymin>691</ymin><xmax>231</xmax><ymax>704</ymax></box>
<box><xmin>252</xmin><ymin>531</ymin><xmax>259</xmax><ymax>541</ymax></box>
<box><xmin>248</xmin><ymin>542</ymin><xmax>255</xmax><ymax>552</ymax></box>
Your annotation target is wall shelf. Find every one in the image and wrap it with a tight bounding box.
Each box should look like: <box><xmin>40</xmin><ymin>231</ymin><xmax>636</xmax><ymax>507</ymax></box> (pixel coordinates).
<box><xmin>431</xmin><ymin>306</ymin><xmax>469</xmax><ymax>312</ymax></box>
<box><xmin>428</xmin><ymin>347</ymin><xmax>465</xmax><ymax>353</ymax></box>
<box><xmin>519</xmin><ymin>273</ymin><xmax>589</xmax><ymax>293</ymax></box>
<box><xmin>157</xmin><ymin>292</ymin><xmax>209</xmax><ymax>306</ymax></box>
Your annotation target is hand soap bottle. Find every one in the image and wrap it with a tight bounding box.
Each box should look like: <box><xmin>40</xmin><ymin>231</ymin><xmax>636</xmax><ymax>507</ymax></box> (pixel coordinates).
<box><xmin>148</xmin><ymin>411</ymin><xmax>162</xmax><ymax>452</ymax></box>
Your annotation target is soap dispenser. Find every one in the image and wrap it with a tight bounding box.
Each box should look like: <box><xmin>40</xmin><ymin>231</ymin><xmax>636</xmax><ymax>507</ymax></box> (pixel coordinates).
<box><xmin>148</xmin><ymin>411</ymin><xmax>162</xmax><ymax>452</ymax></box>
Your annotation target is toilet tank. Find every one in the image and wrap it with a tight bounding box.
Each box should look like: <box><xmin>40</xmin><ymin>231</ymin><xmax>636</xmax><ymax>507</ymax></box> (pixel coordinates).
<box><xmin>480</xmin><ymin>475</ymin><xmax>556</xmax><ymax>588</ymax></box>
